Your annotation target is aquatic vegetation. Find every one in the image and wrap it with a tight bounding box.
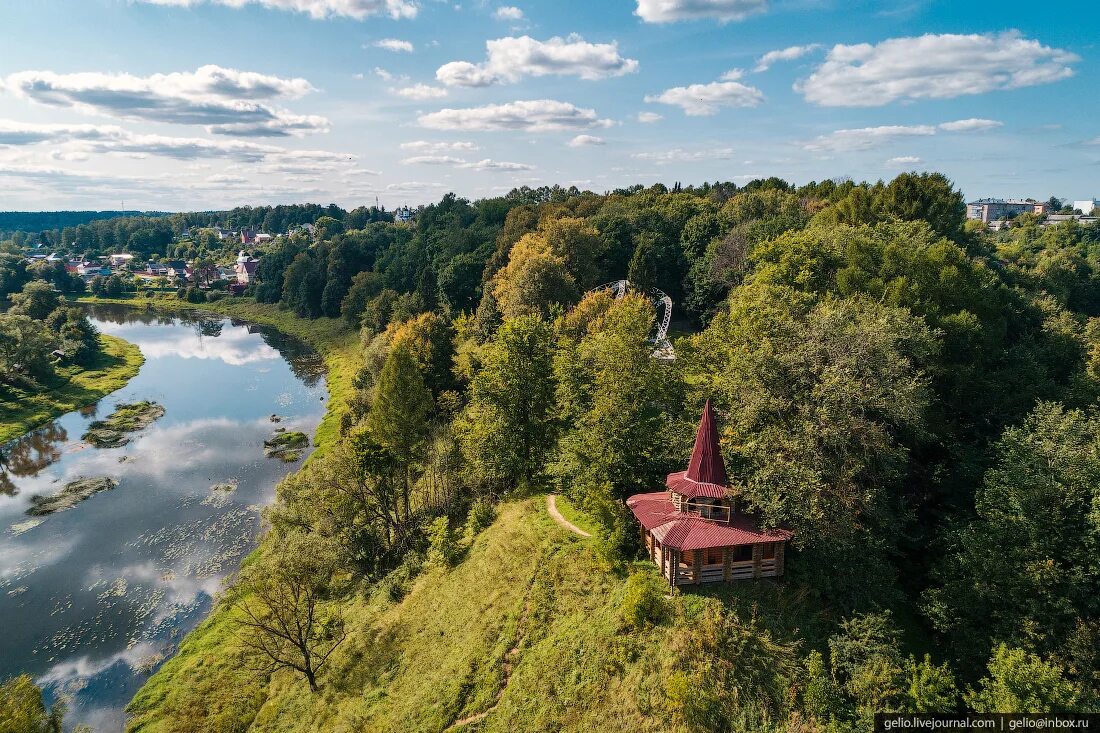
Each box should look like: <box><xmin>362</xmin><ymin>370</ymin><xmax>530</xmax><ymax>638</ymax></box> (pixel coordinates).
<box><xmin>27</xmin><ymin>476</ymin><xmax>118</xmax><ymax>515</ymax></box>
<box><xmin>82</xmin><ymin>401</ymin><xmax>165</xmax><ymax>448</ymax></box>
<box><xmin>264</xmin><ymin>430</ymin><xmax>308</xmax><ymax>462</ymax></box>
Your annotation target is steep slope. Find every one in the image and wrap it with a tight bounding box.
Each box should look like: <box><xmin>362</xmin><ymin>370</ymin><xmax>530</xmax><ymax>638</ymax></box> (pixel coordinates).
<box><xmin>127</xmin><ymin>496</ymin><xmax>826</xmax><ymax>733</ymax></box>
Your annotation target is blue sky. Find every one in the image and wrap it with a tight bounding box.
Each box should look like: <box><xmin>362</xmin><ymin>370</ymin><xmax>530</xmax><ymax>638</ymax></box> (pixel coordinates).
<box><xmin>0</xmin><ymin>0</ymin><xmax>1095</xmax><ymax>211</ymax></box>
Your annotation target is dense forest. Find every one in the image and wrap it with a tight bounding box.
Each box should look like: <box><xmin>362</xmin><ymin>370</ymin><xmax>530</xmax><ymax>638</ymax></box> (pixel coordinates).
<box><xmin>7</xmin><ymin>172</ymin><xmax>1099</xmax><ymax>730</ymax></box>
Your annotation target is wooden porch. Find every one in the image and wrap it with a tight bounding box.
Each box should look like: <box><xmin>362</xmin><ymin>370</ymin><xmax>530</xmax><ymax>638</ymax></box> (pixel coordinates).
<box><xmin>643</xmin><ymin>528</ymin><xmax>785</xmax><ymax>586</ymax></box>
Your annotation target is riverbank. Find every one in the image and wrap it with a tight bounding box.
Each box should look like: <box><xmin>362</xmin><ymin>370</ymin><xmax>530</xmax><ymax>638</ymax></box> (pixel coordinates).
<box><xmin>72</xmin><ymin>295</ymin><xmax>358</xmax><ymax>455</ymax></box>
<box><xmin>0</xmin><ymin>333</ymin><xmax>144</xmax><ymax>445</ymax></box>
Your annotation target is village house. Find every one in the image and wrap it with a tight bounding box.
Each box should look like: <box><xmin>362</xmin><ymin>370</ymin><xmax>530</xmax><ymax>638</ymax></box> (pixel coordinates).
<box><xmin>235</xmin><ymin>250</ymin><xmax>259</xmax><ymax>285</ymax></box>
<box><xmin>627</xmin><ymin>400</ymin><xmax>793</xmax><ymax>586</ymax></box>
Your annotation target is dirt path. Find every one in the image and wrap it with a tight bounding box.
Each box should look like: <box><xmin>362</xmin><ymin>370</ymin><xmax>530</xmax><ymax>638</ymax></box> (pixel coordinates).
<box><xmin>546</xmin><ymin>494</ymin><xmax>592</xmax><ymax>538</ymax></box>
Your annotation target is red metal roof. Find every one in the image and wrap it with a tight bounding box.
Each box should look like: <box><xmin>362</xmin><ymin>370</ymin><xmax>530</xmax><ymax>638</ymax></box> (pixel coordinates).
<box><xmin>685</xmin><ymin>399</ymin><xmax>728</xmax><ymax>487</ymax></box>
<box><xmin>626</xmin><ymin>491</ymin><xmax>793</xmax><ymax>551</ymax></box>
<box><xmin>665</xmin><ymin>470</ymin><xmax>726</xmax><ymax>499</ymax></box>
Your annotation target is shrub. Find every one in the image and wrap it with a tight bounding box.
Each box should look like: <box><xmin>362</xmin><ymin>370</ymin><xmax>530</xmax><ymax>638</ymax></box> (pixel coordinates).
<box><xmin>465</xmin><ymin>498</ymin><xmax>496</xmax><ymax>536</ymax></box>
<box><xmin>427</xmin><ymin>516</ymin><xmax>460</xmax><ymax>567</ymax></box>
<box><xmin>620</xmin><ymin>569</ymin><xmax>668</xmax><ymax>629</ymax></box>
<box><xmin>205</xmin><ymin>290</ymin><xmax>226</xmax><ymax>303</ymax></box>
<box><xmin>377</xmin><ymin>553</ymin><xmax>425</xmax><ymax>602</ymax></box>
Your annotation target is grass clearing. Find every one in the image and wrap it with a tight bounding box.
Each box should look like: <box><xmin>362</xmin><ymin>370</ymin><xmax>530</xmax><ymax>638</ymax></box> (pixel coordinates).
<box><xmin>552</xmin><ymin>493</ymin><xmax>600</xmax><ymax>538</ymax></box>
<box><xmin>0</xmin><ymin>333</ymin><xmax>144</xmax><ymax>445</ymax></box>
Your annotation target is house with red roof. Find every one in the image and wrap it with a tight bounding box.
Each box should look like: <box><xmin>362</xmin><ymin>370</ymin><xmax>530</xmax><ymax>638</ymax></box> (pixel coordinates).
<box><xmin>627</xmin><ymin>399</ymin><xmax>793</xmax><ymax>586</ymax></box>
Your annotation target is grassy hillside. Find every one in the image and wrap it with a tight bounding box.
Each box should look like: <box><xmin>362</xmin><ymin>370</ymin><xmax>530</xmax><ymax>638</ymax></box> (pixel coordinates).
<box><xmin>126</xmin><ymin>496</ymin><xmax>830</xmax><ymax>733</ymax></box>
<box><xmin>0</xmin><ymin>333</ymin><xmax>144</xmax><ymax>444</ymax></box>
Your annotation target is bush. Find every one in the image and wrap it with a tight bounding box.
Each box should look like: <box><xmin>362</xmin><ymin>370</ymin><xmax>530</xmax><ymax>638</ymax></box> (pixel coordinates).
<box><xmin>427</xmin><ymin>516</ymin><xmax>460</xmax><ymax>567</ymax></box>
<box><xmin>205</xmin><ymin>290</ymin><xmax>226</xmax><ymax>303</ymax></box>
<box><xmin>377</xmin><ymin>553</ymin><xmax>424</xmax><ymax>602</ymax></box>
<box><xmin>620</xmin><ymin>569</ymin><xmax>668</xmax><ymax>629</ymax></box>
<box><xmin>176</xmin><ymin>286</ymin><xmax>187</xmax><ymax>299</ymax></box>
<box><xmin>465</xmin><ymin>498</ymin><xmax>497</xmax><ymax>536</ymax></box>
<box><xmin>185</xmin><ymin>286</ymin><xmax>205</xmax><ymax>303</ymax></box>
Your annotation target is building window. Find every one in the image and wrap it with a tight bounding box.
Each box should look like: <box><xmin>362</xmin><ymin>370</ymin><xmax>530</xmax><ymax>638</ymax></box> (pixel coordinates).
<box><xmin>732</xmin><ymin>545</ymin><xmax>753</xmax><ymax>562</ymax></box>
<box><xmin>705</xmin><ymin>547</ymin><xmax>723</xmax><ymax>565</ymax></box>
<box><xmin>762</xmin><ymin>543</ymin><xmax>776</xmax><ymax>559</ymax></box>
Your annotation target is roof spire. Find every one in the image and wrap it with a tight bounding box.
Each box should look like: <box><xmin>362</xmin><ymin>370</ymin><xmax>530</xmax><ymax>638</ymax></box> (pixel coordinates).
<box><xmin>684</xmin><ymin>399</ymin><xmax>728</xmax><ymax>487</ymax></box>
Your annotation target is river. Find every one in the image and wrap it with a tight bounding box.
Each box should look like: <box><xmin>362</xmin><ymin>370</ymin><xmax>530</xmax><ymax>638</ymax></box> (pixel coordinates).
<box><xmin>0</xmin><ymin>304</ymin><xmax>327</xmax><ymax>731</ymax></box>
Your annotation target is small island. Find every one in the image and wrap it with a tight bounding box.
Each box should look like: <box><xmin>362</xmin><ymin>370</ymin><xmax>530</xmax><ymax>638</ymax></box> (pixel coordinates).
<box><xmin>27</xmin><ymin>476</ymin><xmax>118</xmax><ymax>515</ymax></box>
<box><xmin>264</xmin><ymin>430</ymin><xmax>309</xmax><ymax>462</ymax></box>
<box><xmin>82</xmin><ymin>400</ymin><xmax>166</xmax><ymax>448</ymax></box>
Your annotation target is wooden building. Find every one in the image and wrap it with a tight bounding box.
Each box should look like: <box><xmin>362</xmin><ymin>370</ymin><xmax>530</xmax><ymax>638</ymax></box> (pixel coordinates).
<box><xmin>627</xmin><ymin>400</ymin><xmax>792</xmax><ymax>586</ymax></box>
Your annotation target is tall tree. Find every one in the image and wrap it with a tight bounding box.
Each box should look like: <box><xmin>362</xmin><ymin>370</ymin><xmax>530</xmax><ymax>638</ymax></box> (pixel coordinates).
<box><xmin>456</xmin><ymin>315</ymin><xmax>557</xmax><ymax>491</ymax></box>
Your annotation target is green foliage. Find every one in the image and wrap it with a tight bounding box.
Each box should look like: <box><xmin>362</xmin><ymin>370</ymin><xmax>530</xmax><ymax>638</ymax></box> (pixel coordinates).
<box><xmin>0</xmin><ymin>674</ymin><xmax>67</xmax><ymax>733</ymax></box>
<box><xmin>877</xmin><ymin>172</ymin><xmax>967</xmax><ymax>242</ymax></box>
<box><xmin>365</xmin><ymin>342</ymin><xmax>433</xmax><ymax>466</ymax></box>
<box><xmin>965</xmin><ymin>645</ymin><xmax>1078</xmax><ymax>713</ymax></box>
<box><xmin>8</xmin><ymin>279</ymin><xmax>61</xmax><ymax>320</ymax></box>
<box><xmin>904</xmin><ymin>654</ymin><xmax>959</xmax><ymax>713</ymax></box>
<box><xmin>619</xmin><ymin>569</ymin><xmax>668</xmax><ymax>629</ymax></box>
<box><xmin>465</xmin><ymin>498</ymin><xmax>497</xmax><ymax>536</ymax></box>
<box><xmin>456</xmin><ymin>315</ymin><xmax>557</xmax><ymax>491</ymax></box>
<box><xmin>427</xmin><ymin>516</ymin><xmax>460</xmax><ymax>567</ymax></box>
<box><xmin>924</xmin><ymin>402</ymin><xmax>1100</xmax><ymax>670</ymax></box>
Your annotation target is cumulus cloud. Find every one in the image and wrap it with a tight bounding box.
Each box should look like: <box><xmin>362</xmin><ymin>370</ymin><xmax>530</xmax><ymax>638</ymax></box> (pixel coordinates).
<box><xmin>373</xmin><ymin>38</ymin><xmax>414</xmax><ymax>52</ymax></box>
<box><xmin>632</xmin><ymin>147</ymin><xmax>734</xmax><ymax>163</ymax></box>
<box><xmin>418</xmin><ymin>99</ymin><xmax>613</xmax><ymax>132</ymax></box>
<box><xmin>637</xmin><ymin>111</ymin><xmax>663</xmax><ymax>123</ymax></box>
<box><xmin>399</xmin><ymin>140</ymin><xmax>478</xmax><ymax>152</ymax></box>
<box><xmin>462</xmin><ymin>158</ymin><xmax>533</xmax><ymax>171</ymax></box>
<box><xmin>568</xmin><ymin>134</ymin><xmax>605</xmax><ymax>147</ymax></box>
<box><xmin>135</xmin><ymin>0</ymin><xmax>418</xmax><ymax>20</ymax></box>
<box><xmin>401</xmin><ymin>154</ymin><xmax>467</xmax><ymax>165</ymax></box>
<box><xmin>2</xmin><ymin>65</ymin><xmax>327</xmax><ymax>137</ymax></box>
<box><xmin>635</xmin><ymin>0</ymin><xmax>767</xmax><ymax>23</ymax></box>
<box><xmin>886</xmin><ymin>156</ymin><xmax>923</xmax><ymax>166</ymax></box>
<box><xmin>938</xmin><ymin>118</ymin><xmax>1002</xmax><ymax>132</ymax></box>
<box><xmin>399</xmin><ymin>152</ymin><xmax>532</xmax><ymax>170</ymax></box>
<box><xmin>0</xmin><ymin>119</ymin><xmax>356</xmax><ymax>170</ymax></box>
<box><xmin>392</xmin><ymin>83</ymin><xmax>448</xmax><ymax>100</ymax></box>
<box><xmin>753</xmin><ymin>44</ymin><xmax>821</xmax><ymax>72</ymax></box>
<box><xmin>644</xmin><ymin>74</ymin><xmax>764</xmax><ymax>115</ymax></box>
<box><xmin>797</xmin><ymin>31</ymin><xmax>1077</xmax><ymax>107</ymax></box>
<box><xmin>803</xmin><ymin>125</ymin><xmax>936</xmax><ymax>152</ymax></box>
<box><xmin>436</xmin><ymin>34</ymin><xmax>638</xmax><ymax>87</ymax></box>
<box><xmin>494</xmin><ymin>5</ymin><xmax>523</xmax><ymax>20</ymax></box>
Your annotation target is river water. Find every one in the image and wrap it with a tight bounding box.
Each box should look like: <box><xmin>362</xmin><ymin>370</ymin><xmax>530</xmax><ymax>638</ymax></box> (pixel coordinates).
<box><xmin>0</xmin><ymin>304</ymin><xmax>327</xmax><ymax>731</ymax></box>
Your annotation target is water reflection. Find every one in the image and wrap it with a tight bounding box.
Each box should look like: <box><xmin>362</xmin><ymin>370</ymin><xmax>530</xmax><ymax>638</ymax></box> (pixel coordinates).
<box><xmin>0</xmin><ymin>305</ymin><xmax>326</xmax><ymax>731</ymax></box>
<box><xmin>0</xmin><ymin>424</ymin><xmax>70</xmax><ymax>496</ymax></box>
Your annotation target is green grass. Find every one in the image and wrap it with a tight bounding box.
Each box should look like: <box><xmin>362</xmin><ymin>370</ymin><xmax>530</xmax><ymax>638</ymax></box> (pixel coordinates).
<box><xmin>125</xmin><ymin>495</ymin><xmax>833</xmax><ymax>733</ymax></box>
<box><xmin>0</xmin><ymin>333</ymin><xmax>144</xmax><ymax>445</ymax></box>
<box><xmin>553</xmin><ymin>494</ymin><xmax>600</xmax><ymax>538</ymax></box>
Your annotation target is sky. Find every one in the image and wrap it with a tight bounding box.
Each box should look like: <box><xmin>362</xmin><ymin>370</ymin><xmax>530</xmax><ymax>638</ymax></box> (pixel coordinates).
<box><xmin>0</xmin><ymin>0</ymin><xmax>1095</xmax><ymax>212</ymax></box>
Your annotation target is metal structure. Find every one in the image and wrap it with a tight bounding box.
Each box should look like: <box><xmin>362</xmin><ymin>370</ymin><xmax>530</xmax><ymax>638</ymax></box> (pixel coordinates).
<box><xmin>592</xmin><ymin>279</ymin><xmax>676</xmax><ymax>360</ymax></box>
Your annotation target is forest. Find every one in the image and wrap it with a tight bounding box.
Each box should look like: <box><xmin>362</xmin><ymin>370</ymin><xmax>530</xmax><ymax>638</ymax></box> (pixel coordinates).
<box><xmin>6</xmin><ymin>172</ymin><xmax>1100</xmax><ymax>731</ymax></box>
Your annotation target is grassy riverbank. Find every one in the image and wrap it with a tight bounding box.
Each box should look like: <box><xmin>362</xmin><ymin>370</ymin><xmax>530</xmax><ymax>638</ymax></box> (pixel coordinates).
<box><xmin>0</xmin><ymin>333</ymin><xmax>144</xmax><ymax>445</ymax></box>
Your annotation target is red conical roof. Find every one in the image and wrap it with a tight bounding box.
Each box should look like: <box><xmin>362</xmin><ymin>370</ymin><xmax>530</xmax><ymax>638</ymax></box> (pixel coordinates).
<box><xmin>684</xmin><ymin>399</ymin><xmax>728</xmax><ymax>487</ymax></box>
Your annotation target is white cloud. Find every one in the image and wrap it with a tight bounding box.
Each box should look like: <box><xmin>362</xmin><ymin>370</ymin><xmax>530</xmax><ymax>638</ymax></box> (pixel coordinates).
<box><xmin>436</xmin><ymin>34</ymin><xmax>638</xmax><ymax>86</ymax></box>
<box><xmin>0</xmin><ymin>119</ymin><xmax>357</xmax><ymax>170</ymax></box>
<box><xmin>938</xmin><ymin>118</ymin><xmax>1002</xmax><ymax>132</ymax></box>
<box><xmin>399</xmin><ymin>153</ymin><xmax>532</xmax><ymax>170</ymax></box>
<box><xmin>886</xmin><ymin>156</ymin><xmax>923</xmax><ymax>166</ymax></box>
<box><xmin>135</xmin><ymin>0</ymin><xmax>418</xmax><ymax>20</ymax></box>
<box><xmin>374</xmin><ymin>67</ymin><xmax>397</xmax><ymax>81</ymax></box>
<box><xmin>373</xmin><ymin>38</ymin><xmax>414</xmax><ymax>52</ymax></box>
<box><xmin>797</xmin><ymin>31</ymin><xmax>1078</xmax><ymax>107</ymax></box>
<box><xmin>637</xmin><ymin>111</ymin><xmax>663</xmax><ymax>123</ymax></box>
<box><xmin>462</xmin><ymin>158</ymin><xmax>533</xmax><ymax>171</ymax></box>
<box><xmin>399</xmin><ymin>140</ymin><xmax>478</xmax><ymax>152</ymax></box>
<box><xmin>568</xmin><ymin>134</ymin><xmax>605</xmax><ymax>147</ymax></box>
<box><xmin>803</xmin><ymin>124</ymin><xmax>936</xmax><ymax>152</ymax></box>
<box><xmin>2</xmin><ymin>65</ymin><xmax>327</xmax><ymax>137</ymax></box>
<box><xmin>632</xmin><ymin>147</ymin><xmax>734</xmax><ymax>163</ymax></box>
<box><xmin>644</xmin><ymin>76</ymin><xmax>764</xmax><ymax>116</ymax></box>
<box><xmin>753</xmin><ymin>44</ymin><xmax>821</xmax><ymax>72</ymax></box>
<box><xmin>494</xmin><ymin>5</ymin><xmax>523</xmax><ymax>20</ymax></box>
<box><xmin>418</xmin><ymin>99</ymin><xmax>613</xmax><ymax>132</ymax></box>
<box><xmin>392</xmin><ymin>83</ymin><xmax>449</xmax><ymax>100</ymax></box>
<box><xmin>401</xmin><ymin>154</ymin><xmax>467</xmax><ymax>165</ymax></box>
<box><xmin>635</xmin><ymin>0</ymin><xmax>766</xmax><ymax>23</ymax></box>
